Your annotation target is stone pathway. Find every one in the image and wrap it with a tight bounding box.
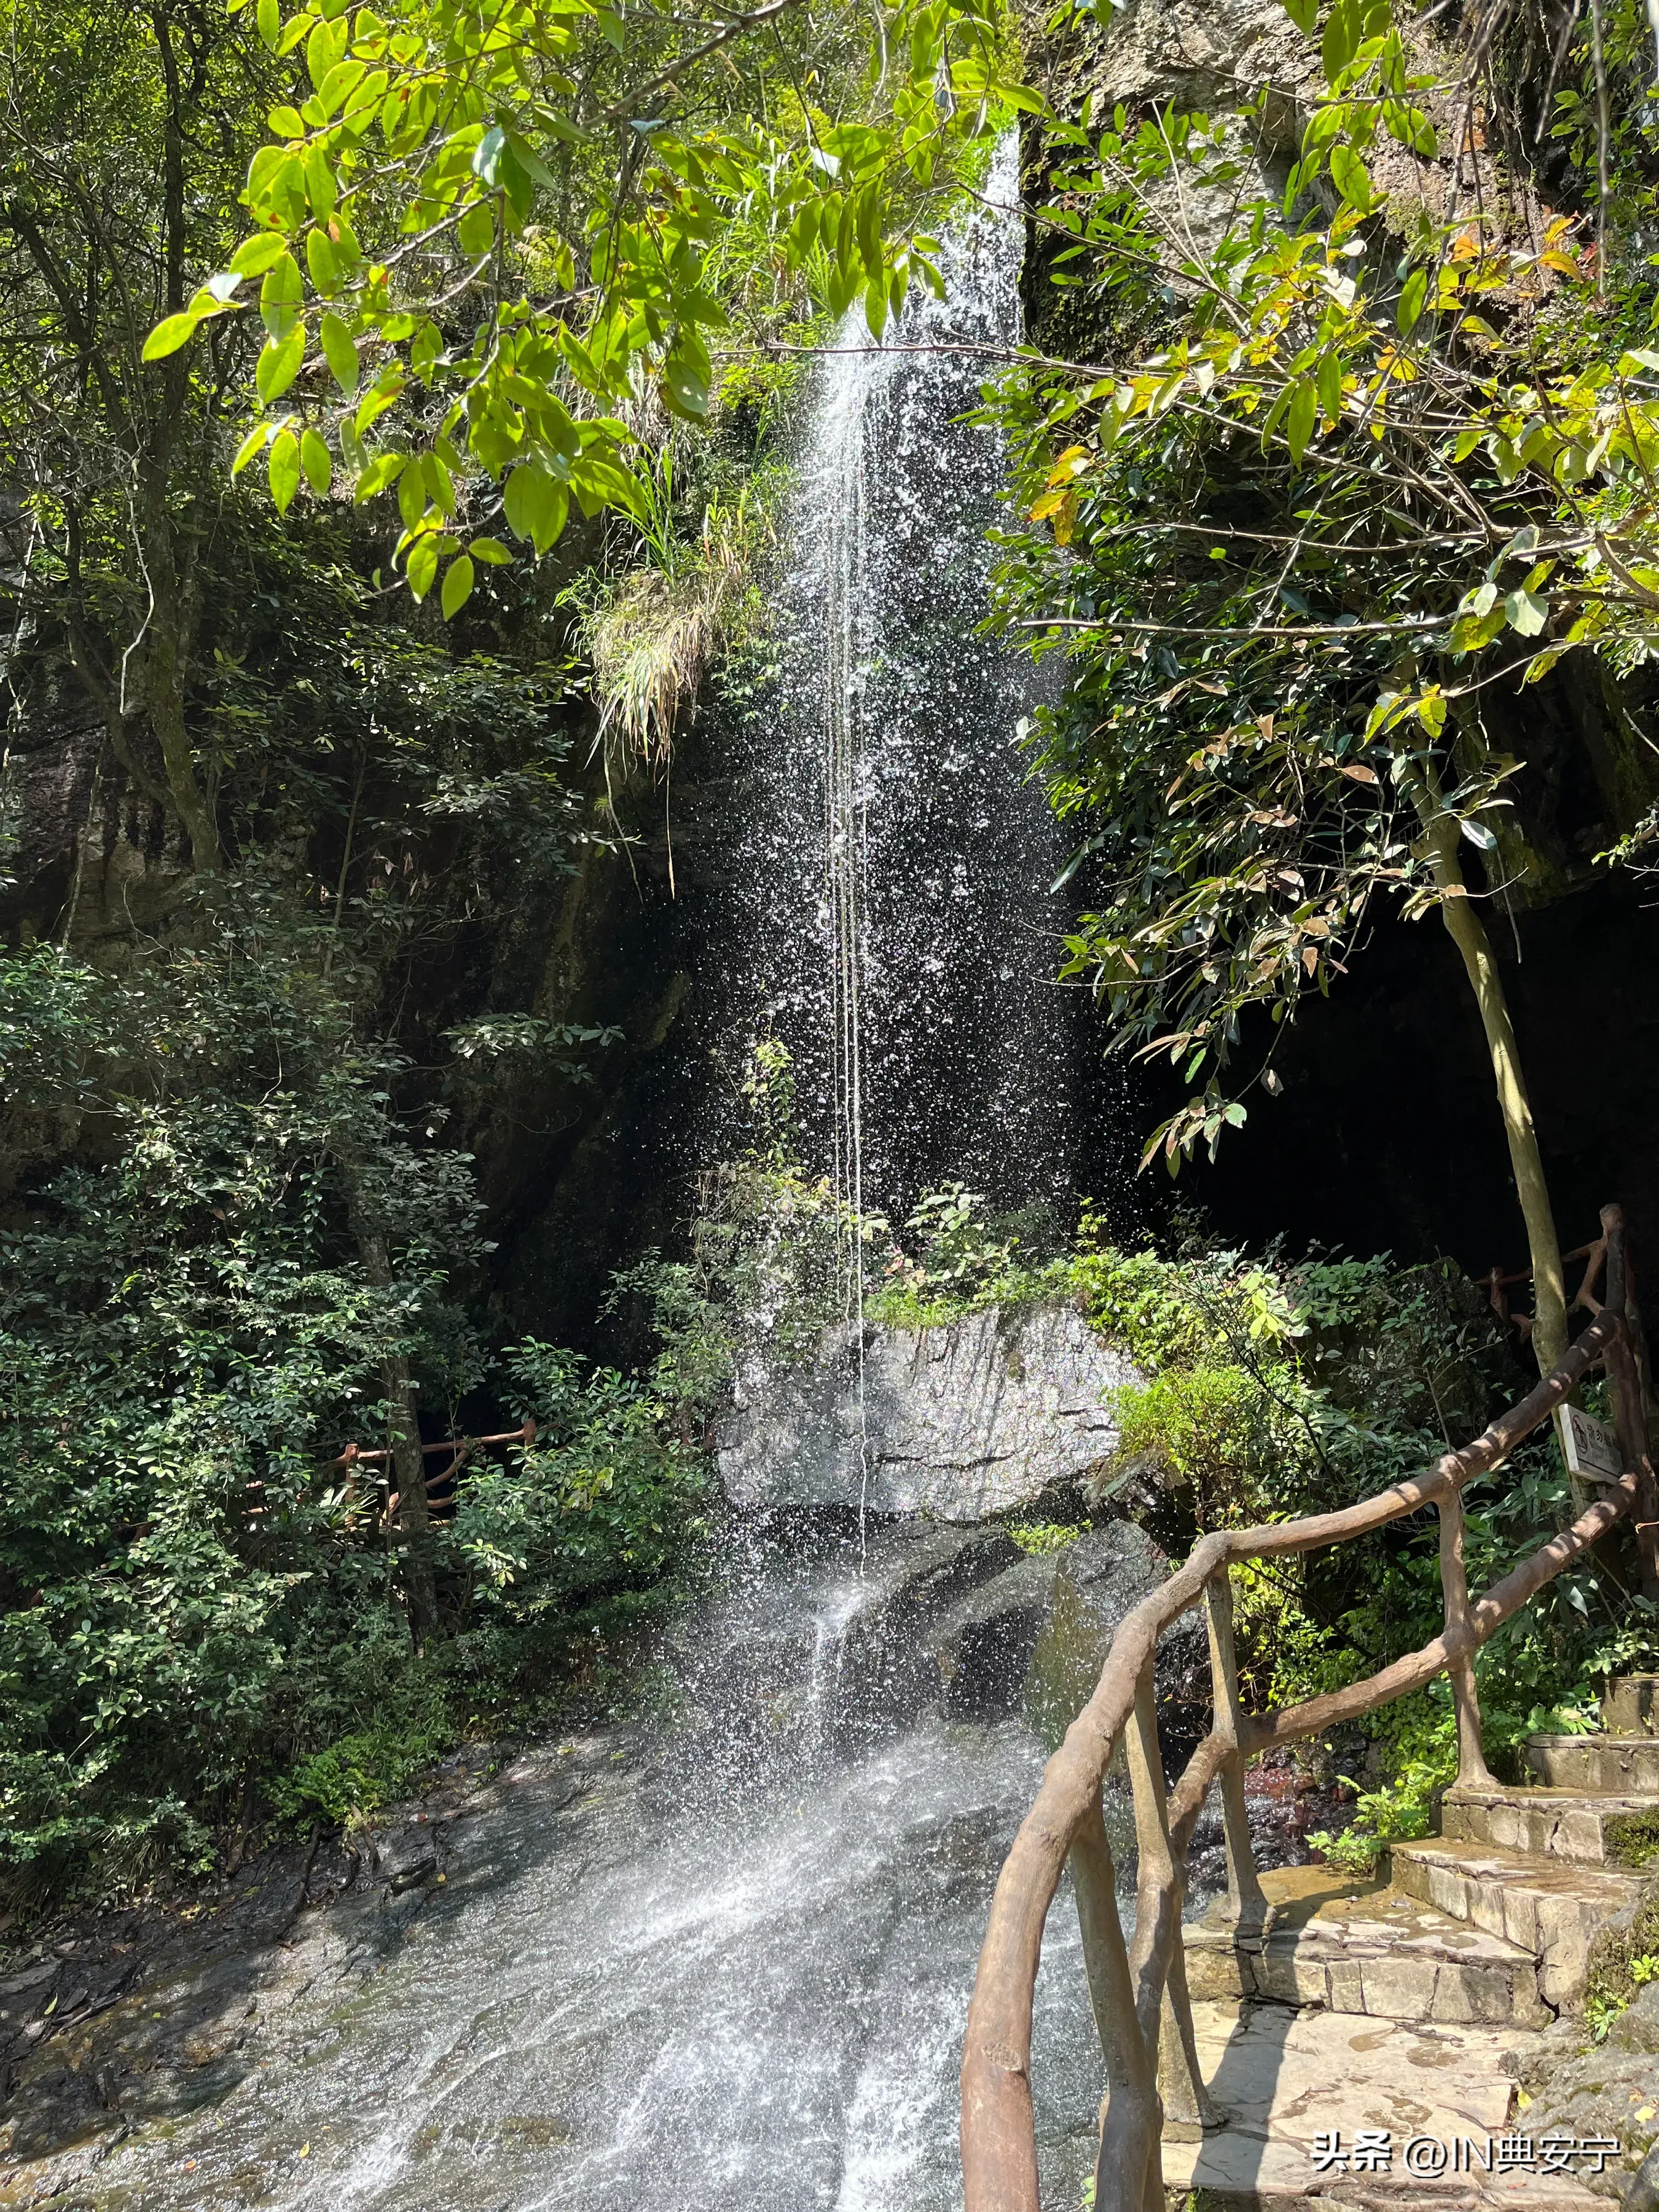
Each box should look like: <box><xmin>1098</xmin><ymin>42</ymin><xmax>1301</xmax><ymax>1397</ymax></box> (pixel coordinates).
<box><xmin>1174</xmin><ymin>1673</ymin><xmax>1659</xmax><ymax>2204</ymax></box>
<box><xmin>1164</xmin><ymin>2000</ymin><xmax>1607</xmax><ymax>2206</ymax></box>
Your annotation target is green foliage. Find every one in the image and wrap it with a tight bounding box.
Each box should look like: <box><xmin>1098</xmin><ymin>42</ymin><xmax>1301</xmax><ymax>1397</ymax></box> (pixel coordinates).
<box><xmin>455</xmin><ymin>1343</ymin><xmax>706</xmax><ymax>1612</ymax></box>
<box><xmin>1308</xmin><ymin>1692</ymin><xmax>1458</xmax><ymax>1874</ymax></box>
<box><xmin>609</xmin><ymin>1040</ymin><xmax>875</xmax><ymax>1413</ymax></box>
<box><xmin>1009</xmin><ymin>1522</ymin><xmax>1084</xmax><ymax>1556</ymax></box>
<box><xmin>989</xmin><ymin>0</ymin><xmax>1659</xmax><ymax>1168</ymax></box>
<box><xmin>0</xmin><ymin>874</ymin><xmax>705</xmax><ymax>1907</ymax></box>
<box><xmin>1583</xmin><ymin>1875</ymin><xmax>1659</xmax><ymax>2036</ymax></box>
<box><xmin>178</xmin><ymin>0</ymin><xmax>1026</xmax><ymax>615</ymax></box>
<box><xmin>1608</xmin><ymin>1811</ymin><xmax>1659</xmax><ymax>1869</ymax></box>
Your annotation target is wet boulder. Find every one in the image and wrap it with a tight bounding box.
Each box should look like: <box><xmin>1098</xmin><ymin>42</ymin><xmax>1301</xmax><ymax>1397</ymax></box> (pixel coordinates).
<box><xmin>718</xmin><ymin>1301</ymin><xmax>1138</xmax><ymax>1521</ymax></box>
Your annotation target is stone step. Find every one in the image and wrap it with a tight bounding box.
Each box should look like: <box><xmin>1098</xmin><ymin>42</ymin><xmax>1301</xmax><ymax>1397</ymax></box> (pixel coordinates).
<box><xmin>1526</xmin><ymin>1730</ymin><xmax>1659</xmax><ymax>1794</ymax></box>
<box><xmin>1604</xmin><ymin>1671</ymin><xmax>1659</xmax><ymax>1737</ymax></box>
<box><xmin>1442</xmin><ymin>1780</ymin><xmax>1659</xmax><ymax>1868</ymax></box>
<box><xmin>1184</xmin><ymin>1865</ymin><xmax>1550</xmax><ymax>2027</ymax></box>
<box><xmin>1162</xmin><ymin>1999</ymin><xmax>1607</xmax><ymax>2208</ymax></box>
<box><xmin>1389</xmin><ymin>1838</ymin><xmax>1649</xmax><ymax>2007</ymax></box>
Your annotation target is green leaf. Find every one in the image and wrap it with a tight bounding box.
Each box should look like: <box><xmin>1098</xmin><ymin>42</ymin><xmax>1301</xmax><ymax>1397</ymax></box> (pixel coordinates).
<box><xmin>440</xmin><ymin>554</ymin><xmax>476</xmax><ymax>619</ymax></box>
<box><xmin>468</xmin><ymin>535</ymin><xmax>512</xmax><ymax>565</ymax></box>
<box><xmin>1505</xmin><ymin>588</ymin><xmax>1549</xmax><ymax>636</ymax></box>
<box><xmin>353</xmin><ymin>452</ymin><xmax>405</xmax><ymax>502</ymax></box>
<box><xmin>269</xmin><ymin>428</ymin><xmax>301</xmax><ymax>513</ymax></box>
<box><xmin>256</xmin><ymin>326</ymin><xmax>305</xmax><ymax>402</ymax></box>
<box><xmin>405</xmin><ymin>532</ymin><xmax>439</xmax><ymax>600</ymax></box>
<box><xmin>320</xmin><ymin>312</ymin><xmax>358</xmax><ymax>394</ymax></box>
<box><xmin>1281</xmin><ymin>0</ymin><xmax>1317</xmax><ymax>30</ymax></box>
<box><xmin>1397</xmin><ymin>266</ymin><xmax>1428</xmax><ymax>334</ymax></box>
<box><xmin>503</xmin><ymin>460</ymin><xmax>568</xmax><ymax>554</ymax></box>
<box><xmin>471</xmin><ymin>125</ymin><xmax>506</xmax><ymax>187</ymax></box>
<box><xmin>1328</xmin><ymin>144</ymin><xmax>1377</xmax><ymax>210</ymax></box>
<box><xmin>305</xmin><ymin>227</ymin><xmax>338</xmax><ymax>293</ymax></box>
<box><xmin>1287</xmin><ymin>377</ymin><xmax>1318</xmax><ymax>463</ymax></box>
<box><xmin>300</xmin><ymin>428</ymin><xmax>332</xmax><ymax>495</ymax></box>
<box><xmin>256</xmin><ymin>0</ymin><xmax>280</xmax><ymax>47</ymax></box>
<box><xmin>267</xmin><ymin>105</ymin><xmax>306</xmax><ymax>138</ymax></box>
<box><xmin>259</xmin><ymin>251</ymin><xmax>303</xmax><ymax>339</ymax></box>
<box><xmin>397</xmin><ymin>462</ymin><xmax>427</xmax><ymax>528</ymax></box>
<box><xmin>1322</xmin><ymin>0</ymin><xmax>1360</xmax><ymax>82</ymax></box>
<box><xmin>1317</xmin><ymin>348</ymin><xmax>1343</xmax><ymax>425</ymax></box>
<box><xmin>229</xmin><ymin>232</ymin><xmax>290</xmax><ymax>278</ymax></box>
<box><xmin>305</xmin><ymin>147</ymin><xmax>337</xmax><ymax>222</ymax></box>
<box><xmin>662</xmin><ymin>327</ymin><xmax>712</xmax><ymax>421</ymax></box>
<box><xmin>458</xmin><ymin>200</ymin><xmax>496</xmax><ymax>259</ymax></box>
<box><xmin>142</xmin><ymin>312</ymin><xmax>199</xmax><ymax>362</ymax></box>
<box><xmin>231</xmin><ymin>423</ymin><xmax>272</xmax><ymax>476</ymax></box>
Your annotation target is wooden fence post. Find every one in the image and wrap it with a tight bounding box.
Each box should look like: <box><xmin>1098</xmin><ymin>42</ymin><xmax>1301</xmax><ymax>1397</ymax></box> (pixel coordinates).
<box><xmin>1070</xmin><ymin>1787</ymin><xmax>1156</xmax><ymax>2189</ymax></box>
<box><xmin>1122</xmin><ymin>1666</ymin><xmax>1218</xmax><ymax>2168</ymax></box>
<box><xmin>1437</xmin><ymin>1484</ymin><xmax>1495</xmax><ymax>1788</ymax></box>
<box><xmin>1204</xmin><ymin>1571</ymin><xmax>1268</xmax><ymax>1937</ymax></box>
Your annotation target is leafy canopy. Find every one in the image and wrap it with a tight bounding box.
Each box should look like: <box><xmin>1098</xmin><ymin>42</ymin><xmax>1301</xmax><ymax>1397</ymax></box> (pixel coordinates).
<box><xmin>149</xmin><ymin>0</ymin><xmax>1027</xmax><ymax>614</ymax></box>
<box><xmin>989</xmin><ymin>0</ymin><xmax>1659</xmax><ymax>1166</ymax></box>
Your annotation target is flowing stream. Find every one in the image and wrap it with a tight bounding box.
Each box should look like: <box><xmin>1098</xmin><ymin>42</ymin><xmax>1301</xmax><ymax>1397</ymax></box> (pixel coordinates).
<box><xmin>93</xmin><ymin>1524</ymin><xmax>1111</xmax><ymax>2211</ymax></box>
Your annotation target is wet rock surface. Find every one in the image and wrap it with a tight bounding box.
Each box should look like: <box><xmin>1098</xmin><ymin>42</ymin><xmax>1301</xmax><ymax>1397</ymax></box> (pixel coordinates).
<box><xmin>0</xmin><ymin>1738</ymin><xmax>579</xmax><ymax>2197</ymax></box>
<box><xmin>718</xmin><ymin>1300</ymin><xmax>1137</xmax><ymax>1519</ymax></box>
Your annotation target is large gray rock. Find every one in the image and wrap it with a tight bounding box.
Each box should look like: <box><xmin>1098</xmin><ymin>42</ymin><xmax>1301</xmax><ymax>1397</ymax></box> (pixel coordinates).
<box><xmin>717</xmin><ymin>1300</ymin><xmax>1137</xmax><ymax>1520</ymax></box>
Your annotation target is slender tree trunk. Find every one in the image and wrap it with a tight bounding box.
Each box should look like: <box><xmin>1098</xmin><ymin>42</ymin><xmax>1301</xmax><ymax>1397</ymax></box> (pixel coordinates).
<box><xmin>1410</xmin><ymin>777</ymin><xmax>1571</xmax><ymax>1387</ymax></box>
<box><xmin>381</xmin><ymin>1339</ymin><xmax>439</xmax><ymax>1653</ymax></box>
<box><xmin>344</xmin><ymin>1191</ymin><xmax>438</xmax><ymax>1650</ymax></box>
<box><xmin>136</xmin><ymin>466</ymin><xmax>220</xmax><ymax>871</ymax></box>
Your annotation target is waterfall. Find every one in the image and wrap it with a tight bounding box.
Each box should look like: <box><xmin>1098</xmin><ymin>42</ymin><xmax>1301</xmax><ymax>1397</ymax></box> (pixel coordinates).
<box><xmin>722</xmin><ymin>133</ymin><xmax>1077</xmax><ymax>1245</ymax></box>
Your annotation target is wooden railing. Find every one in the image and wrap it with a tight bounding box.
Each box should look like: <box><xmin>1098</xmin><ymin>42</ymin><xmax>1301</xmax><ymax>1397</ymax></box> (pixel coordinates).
<box><xmin>960</xmin><ymin>1203</ymin><xmax>1659</xmax><ymax>2212</ymax></box>
<box><xmin>326</xmin><ymin>1419</ymin><xmax>537</xmax><ymax>1526</ymax></box>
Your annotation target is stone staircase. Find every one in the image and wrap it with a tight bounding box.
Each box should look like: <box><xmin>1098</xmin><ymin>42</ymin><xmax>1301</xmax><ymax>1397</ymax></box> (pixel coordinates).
<box><xmin>1174</xmin><ymin>1675</ymin><xmax>1659</xmax><ymax>2203</ymax></box>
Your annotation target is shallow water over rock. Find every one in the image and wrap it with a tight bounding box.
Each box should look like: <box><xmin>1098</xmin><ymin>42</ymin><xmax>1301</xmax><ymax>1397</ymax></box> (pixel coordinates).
<box><xmin>76</xmin><ymin>1521</ymin><xmax>1131</xmax><ymax>2212</ymax></box>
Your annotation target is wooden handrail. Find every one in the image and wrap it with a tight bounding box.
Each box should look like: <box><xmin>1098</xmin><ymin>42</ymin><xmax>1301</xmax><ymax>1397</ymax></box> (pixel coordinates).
<box><xmin>327</xmin><ymin>1419</ymin><xmax>538</xmax><ymax>1469</ymax></box>
<box><xmin>961</xmin><ymin>1204</ymin><xmax>1659</xmax><ymax>2212</ymax></box>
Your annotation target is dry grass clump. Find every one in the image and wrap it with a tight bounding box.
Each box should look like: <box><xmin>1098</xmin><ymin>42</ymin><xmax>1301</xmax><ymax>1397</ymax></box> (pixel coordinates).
<box><xmin>587</xmin><ymin>548</ymin><xmax>739</xmax><ymax>774</ymax></box>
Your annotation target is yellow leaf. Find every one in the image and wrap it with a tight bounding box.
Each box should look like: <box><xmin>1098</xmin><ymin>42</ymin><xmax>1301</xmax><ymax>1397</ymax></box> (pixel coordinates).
<box><xmin>1045</xmin><ymin>444</ymin><xmax>1089</xmax><ymax>487</ymax></box>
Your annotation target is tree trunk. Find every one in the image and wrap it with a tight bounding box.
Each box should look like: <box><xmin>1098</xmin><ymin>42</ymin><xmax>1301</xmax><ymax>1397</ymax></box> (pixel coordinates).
<box><xmin>1410</xmin><ymin>780</ymin><xmax>1572</xmax><ymax>1416</ymax></box>
<box><xmin>348</xmin><ymin>1207</ymin><xmax>438</xmax><ymax>1650</ymax></box>
<box><xmin>135</xmin><ymin>463</ymin><xmax>220</xmax><ymax>871</ymax></box>
<box><xmin>382</xmin><ymin>1340</ymin><xmax>439</xmax><ymax>1653</ymax></box>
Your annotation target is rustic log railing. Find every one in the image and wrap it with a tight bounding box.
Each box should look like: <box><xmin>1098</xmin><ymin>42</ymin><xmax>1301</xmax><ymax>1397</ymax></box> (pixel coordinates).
<box><xmin>325</xmin><ymin>1419</ymin><xmax>537</xmax><ymax>1526</ymax></box>
<box><xmin>961</xmin><ymin>1202</ymin><xmax>1659</xmax><ymax>2212</ymax></box>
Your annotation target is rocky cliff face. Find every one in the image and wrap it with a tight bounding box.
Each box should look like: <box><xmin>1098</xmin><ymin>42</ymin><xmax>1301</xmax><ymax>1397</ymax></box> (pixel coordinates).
<box><xmin>716</xmin><ymin>1300</ymin><xmax>1137</xmax><ymax>1520</ymax></box>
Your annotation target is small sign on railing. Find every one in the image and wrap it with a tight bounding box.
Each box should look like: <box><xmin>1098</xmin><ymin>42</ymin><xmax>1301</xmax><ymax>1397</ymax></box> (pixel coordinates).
<box><xmin>1555</xmin><ymin>1403</ymin><xmax>1625</xmax><ymax>1486</ymax></box>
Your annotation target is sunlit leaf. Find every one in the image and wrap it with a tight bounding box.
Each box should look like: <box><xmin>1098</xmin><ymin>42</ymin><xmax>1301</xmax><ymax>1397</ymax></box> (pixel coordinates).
<box><xmin>268</xmin><ymin>428</ymin><xmax>301</xmax><ymax>513</ymax></box>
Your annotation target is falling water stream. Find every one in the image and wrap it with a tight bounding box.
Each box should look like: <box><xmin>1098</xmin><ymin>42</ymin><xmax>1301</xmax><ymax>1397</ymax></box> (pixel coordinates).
<box><xmin>720</xmin><ymin>133</ymin><xmax>1077</xmax><ymax>1238</ymax></box>
<box><xmin>80</xmin><ymin>144</ymin><xmax>1134</xmax><ymax>2211</ymax></box>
